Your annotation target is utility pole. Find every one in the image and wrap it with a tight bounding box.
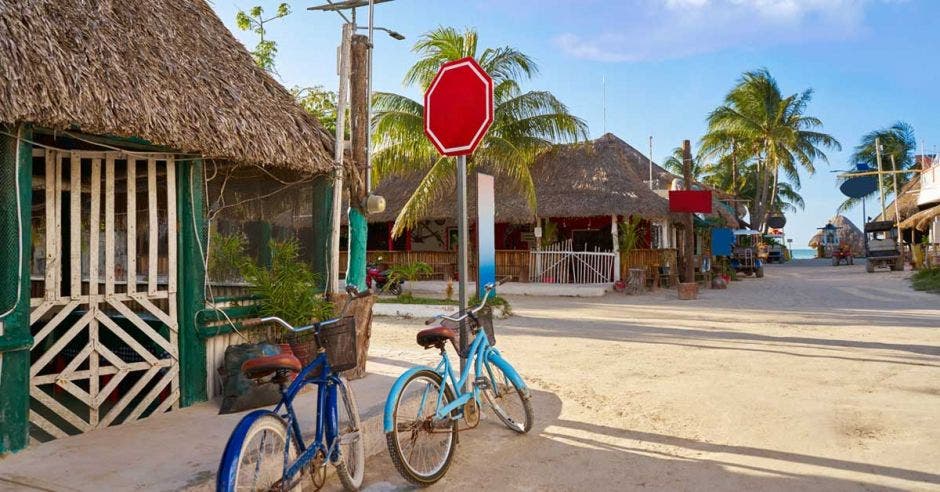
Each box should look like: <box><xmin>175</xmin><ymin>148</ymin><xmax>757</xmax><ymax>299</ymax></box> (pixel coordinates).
<box><xmin>328</xmin><ymin>23</ymin><xmax>352</xmax><ymax>295</ymax></box>
<box><xmin>345</xmin><ymin>33</ymin><xmax>370</xmax><ymax>290</ymax></box>
<box><xmin>875</xmin><ymin>137</ymin><xmax>887</xmax><ymax>219</ymax></box>
<box><xmin>681</xmin><ymin>140</ymin><xmax>695</xmax><ymax>284</ymax></box>
<box><xmin>648</xmin><ymin>136</ymin><xmax>653</xmax><ymax>190</ymax></box>
<box><xmin>890</xmin><ymin>154</ymin><xmax>904</xmax><ymax>269</ymax></box>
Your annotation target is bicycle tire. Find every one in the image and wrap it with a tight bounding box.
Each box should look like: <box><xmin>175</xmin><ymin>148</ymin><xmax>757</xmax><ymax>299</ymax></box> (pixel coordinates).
<box><xmin>483</xmin><ymin>357</ymin><xmax>533</xmax><ymax>434</ymax></box>
<box><xmin>385</xmin><ymin>369</ymin><xmax>458</xmax><ymax>487</ymax></box>
<box><xmin>334</xmin><ymin>377</ymin><xmax>365</xmax><ymax>491</ymax></box>
<box><xmin>219</xmin><ymin>412</ymin><xmax>302</xmax><ymax>492</ymax></box>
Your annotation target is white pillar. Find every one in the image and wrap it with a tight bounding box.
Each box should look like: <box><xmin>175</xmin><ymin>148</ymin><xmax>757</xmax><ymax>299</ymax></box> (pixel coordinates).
<box><xmin>611</xmin><ymin>215</ymin><xmax>620</xmax><ymax>282</ymax></box>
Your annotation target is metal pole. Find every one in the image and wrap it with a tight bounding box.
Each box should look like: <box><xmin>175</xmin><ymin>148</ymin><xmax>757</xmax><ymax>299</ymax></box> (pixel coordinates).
<box><xmin>456</xmin><ymin>155</ymin><xmax>469</xmax><ymax>381</ymax></box>
<box><xmin>875</xmin><ymin>137</ymin><xmax>887</xmax><ymax>218</ymax></box>
<box><xmin>330</xmin><ymin>23</ymin><xmax>353</xmax><ymax>295</ymax></box>
<box><xmin>648</xmin><ymin>136</ymin><xmax>653</xmax><ymax>190</ymax></box>
<box><xmin>365</xmin><ymin>0</ymin><xmax>375</xmax><ymax>193</ymax></box>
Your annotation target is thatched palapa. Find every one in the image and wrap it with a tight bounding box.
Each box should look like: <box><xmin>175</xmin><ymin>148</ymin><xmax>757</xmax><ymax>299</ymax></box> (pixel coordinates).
<box><xmin>808</xmin><ymin>215</ymin><xmax>865</xmax><ymax>256</ymax></box>
<box><xmin>0</xmin><ymin>0</ymin><xmax>333</xmax><ymax>171</ymax></box>
<box><xmin>874</xmin><ymin>178</ymin><xmax>920</xmax><ymax>223</ymax></box>
<box><xmin>371</xmin><ymin>133</ymin><xmax>690</xmax><ymax>224</ymax></box>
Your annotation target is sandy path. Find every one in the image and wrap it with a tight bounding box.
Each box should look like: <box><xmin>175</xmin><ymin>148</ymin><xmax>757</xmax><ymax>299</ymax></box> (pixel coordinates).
<box><xmin>350</xmin><ymin>260</ymin><xmax>940</xmax><ymax>491</ymax></box>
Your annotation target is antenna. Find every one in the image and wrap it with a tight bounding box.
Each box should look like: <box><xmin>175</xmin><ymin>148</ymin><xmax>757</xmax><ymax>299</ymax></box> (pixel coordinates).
<box><xmin>602</xmin><ymin>75</ymin><xmax>607</xmax><ymax>134</ymax></box>
<box><xmin>648</xmin><ymin>136</ymin><xmax>654</xmax><ymax>190</ymax></box>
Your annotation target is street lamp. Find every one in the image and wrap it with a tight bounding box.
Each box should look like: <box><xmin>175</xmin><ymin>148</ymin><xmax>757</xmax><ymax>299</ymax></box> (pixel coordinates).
<box><xmin>359</xmin><ymin>26</ymin><xmax>404</xmax><ymax>40</ymax></box>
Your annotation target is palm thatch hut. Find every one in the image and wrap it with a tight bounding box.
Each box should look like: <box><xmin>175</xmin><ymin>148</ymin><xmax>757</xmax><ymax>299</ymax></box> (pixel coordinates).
<box><xmin>808</xmin><ymin>215</ymin><xmax>865</xmax><ymax>256</ymax></box>
<box><xmin>0</xmin><ymin>0</ymin><xmax>336</xmax><ymax>453</ymax></box>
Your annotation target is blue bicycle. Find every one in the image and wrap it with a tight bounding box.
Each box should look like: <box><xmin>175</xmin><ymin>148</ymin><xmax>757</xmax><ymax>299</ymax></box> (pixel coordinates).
<box><xmin>217</xmin><ymin>287</ymin><xmax>368</xmax><ymax>492</ymax></box>
<box><xmin>383</xmin><ymin>283</ymin><xmax>533</xmax><ymax>487</ymax></box>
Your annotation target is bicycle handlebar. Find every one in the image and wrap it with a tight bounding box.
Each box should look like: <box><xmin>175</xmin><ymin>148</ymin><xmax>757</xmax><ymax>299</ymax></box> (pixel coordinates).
<box><xmin>424</xmin><ymin>282</ymin><xmax>499</xmax><ymax>325</ymax></box>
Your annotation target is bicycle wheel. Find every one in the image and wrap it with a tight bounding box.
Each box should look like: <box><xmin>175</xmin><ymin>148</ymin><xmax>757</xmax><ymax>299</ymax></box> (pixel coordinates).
<box><xmin>385</xmin><ymin>370</ymin><xmax>458</xmax><ymax>487</ymax></box>
<box><xmin>482</xmin><ymin>357</ymin><xmax>533</xmax><ymax>434</ymax></box>
<box><xmin>222</xmin><ymin>413</ymin><xmax>302</xmax><ymax>492</ymax></box>
<box><xmin>334</xmin><ymin>378</ymin><xmax>365</xmax><ymax>491</ymax></box>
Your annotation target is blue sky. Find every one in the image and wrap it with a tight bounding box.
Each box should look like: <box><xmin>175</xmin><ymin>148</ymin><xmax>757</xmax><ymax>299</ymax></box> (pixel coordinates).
<box><xmin>211</xmin><ymin>0</ymin><xmax>938</xmax><ymax>247</ymax></box>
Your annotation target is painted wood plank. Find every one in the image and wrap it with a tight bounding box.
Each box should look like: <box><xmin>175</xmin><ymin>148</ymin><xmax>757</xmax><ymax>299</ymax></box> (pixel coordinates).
<box><xmin>105</xmin><ymin>156</ymin><xmax>115</xmax><ymax>296</ymax></box>
<box><xmin>93</xmin><ymin>368</ymin><xmax>127</xmax><ymax>408</ymax></box>
<box><xmin>126</xmin><ymin>158</ymin><xmax>137</xmax><ymax>294</ymax></box>
<box><xmin>29</xmin><ymin>301</ymin><xmax>56</xmax><ymax>325</ymax></box>
<box><xmin>94</xmin><ymin>311</ymin><xmax>160</xmax><ymax>365</ymax></box>
<box><xmin>130</xmin><ymin>294</ymin><xmax>176</xmax><ymax>332</ymax></box>
<box><xmin>55</xmin><ymin>152</ymin><xmax>63</xmax><ymax>299</ymax></box>
<box><xmin>29</xmin><ymin>411</ymin><xmax>70</xmax><ymax>440</ymax></box>
<box><xmin>57</xmin><ymin>379</ymin><xmax>94</xmax><ymax>408</ymax></box>
<box><xmin>151</xmin><ymin>388</ymin><xmax>180</xmax><ymax>417</ymax></box>
<box><xmin>107</xmin><ymin>299</ymin><xmax>175</xmax><ymax>358</ymax></box>
<box><xmin>166</xmin><ymin>159</ymin><xmax>177</xmax><ymax>295</ymax></box>
<box><xmin>98</xmin><ymin>365</ymin><xmax>161</xmax><ymax>428</ymax></box>
<box><xmin>31</xmin><ymin>361</ymin><xmax>159</xmax><ymax>385</ymax></box>
<box><xmin>31</xmin><ymin>299</ymin><xmax>81</xmax><ymax>346</ymax></box>
<box><xmin>70</xmin><ymin>154</ymin><xmax>81</xmax><ymax>300</ymax></box>
<box><xmin>124</xmin><ymin>365</ymin><xmax>178</xmax><ymax>423</ymax></box>
<box><xmin>44</xmin><ymin>150</ymin><xmax>57</xmax><ymax>300</ymax></box>
<box><xmin>29</xmin><ymin>309</ymin><xmax>94</xmax><ymax>377</ymax></box>
<box><xmin>147</xmin><ymin>158</ymin><xmax>158</xmax><ymax>295</ymax></box>
<box><xmin>30</xmin><ymin>387</ymin><xmax>91</xmax><ymax>432</ymax></box>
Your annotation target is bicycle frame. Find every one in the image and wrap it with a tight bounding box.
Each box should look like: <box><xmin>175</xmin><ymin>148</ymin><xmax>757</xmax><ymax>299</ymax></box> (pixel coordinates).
<box><xmin>382</xmin><ymin>326</ymin><xmax>528</xmax><ymax>433</ymax></box>
<box><xmin>218</xmin><ymin>352</ymin><xmax>345</xmax><ymax>489</ymax></box>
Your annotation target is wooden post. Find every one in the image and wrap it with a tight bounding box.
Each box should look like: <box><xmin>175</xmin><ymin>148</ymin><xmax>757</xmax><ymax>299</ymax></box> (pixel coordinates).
<box><xmin>0</xmin><ymin>124</ymin><xmax>33</xmax><ymax>453</ymax></box>
<box><xmin>177</xmin><ymin>159</ymin><xmax>207</xmax><ymax>406</ymax></box>
<box><xmin>611</xmin><ymin>215</ymin><xmax>620</xmax><ymax>282</ymax></box>
<box><xmin>345</xmin><ymin>33</ymin><xmax>370</xmax><ymax>290</ymax></box>
<box><xmin>682</xmin><ymin>140</ymin><xmax>695</xmax><ymax>284</ymax></box>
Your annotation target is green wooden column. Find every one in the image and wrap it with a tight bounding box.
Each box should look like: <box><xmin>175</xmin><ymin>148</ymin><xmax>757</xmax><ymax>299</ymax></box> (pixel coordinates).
<box><xmin>346</xmin><ymin>208</ymin><xmax>368</xmax><ymax>290</ymax></box>
<box><xmin>0</xmin><ymin>124</ymin><xmax>33</xmax><ymax>454</ymax></box>
<box><xmin>177</xmin><ymin>158</ymin><xmax>208</xmax><ymax>406</ymax></box>
<box><xmin>310</xmin><ymin>175</ymin><xmax>333</xmax><ymax>290</ymax></box>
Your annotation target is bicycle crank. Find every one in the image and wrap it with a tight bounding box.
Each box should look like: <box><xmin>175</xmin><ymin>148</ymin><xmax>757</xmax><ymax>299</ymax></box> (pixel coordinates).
<box><xmin>462</xmin><ymin>400</ymin><xmax>481</xmax><ymax>429</ymax></box>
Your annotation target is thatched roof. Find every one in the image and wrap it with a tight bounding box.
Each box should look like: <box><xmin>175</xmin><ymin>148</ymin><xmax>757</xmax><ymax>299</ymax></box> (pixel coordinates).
<box><xmin>0</xmin><ymin>0</ymin><xmax>333</xmax><ymax>172</ymax></box>
<box><xmin>874</xmin><ymin>177</ymin><xmax>921</xmax><ymax>223</ymax></box>
<box><xmin>370</xmin><ymin>133</ymin><xmax>680</xmax><ymax>224</ymax></box>
<box><xmin>808</xmin><ymin>214</ymin><xmax>865</xmax><ymax>255</ymax></box>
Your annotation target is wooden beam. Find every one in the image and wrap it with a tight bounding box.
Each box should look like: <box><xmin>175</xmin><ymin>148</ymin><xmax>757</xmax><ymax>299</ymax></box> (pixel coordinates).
<box><xmin>176</xmin><ymin>159</ymin><xmax>207</xmax><ymax>406</ymax></box>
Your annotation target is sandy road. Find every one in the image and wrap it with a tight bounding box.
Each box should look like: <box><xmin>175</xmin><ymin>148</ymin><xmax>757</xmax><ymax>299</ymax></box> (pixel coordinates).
<box><xmin>351</xmin><ymin>260</ymin><xmax>940</xmax><ymax>491</ymax></box>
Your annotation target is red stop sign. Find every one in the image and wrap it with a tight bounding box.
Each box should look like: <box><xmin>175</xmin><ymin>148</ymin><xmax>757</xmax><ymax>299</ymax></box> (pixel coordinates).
<box><xmin>424</xmin><ymin>57</ymin><xmax>494</xmax><ymax>157</ymax></box>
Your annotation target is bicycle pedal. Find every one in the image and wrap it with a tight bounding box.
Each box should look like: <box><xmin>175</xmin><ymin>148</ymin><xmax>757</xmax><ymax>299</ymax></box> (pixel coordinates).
<box><xmin>473</xmin><ymin>377</ymin><xmax>490</xmax><ymax>390</ymax></box>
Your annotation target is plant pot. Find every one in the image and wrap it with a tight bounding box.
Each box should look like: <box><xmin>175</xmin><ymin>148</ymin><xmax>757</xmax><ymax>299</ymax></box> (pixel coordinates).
<box><xmin>343</xmin><ymin>293</ymin><xmax>376</xmax><ymax>381</ymax></box>
<box><xmin>677</xmin><ymin>282</ymin><xmax>698</xmax><ymax>300</ymax></box>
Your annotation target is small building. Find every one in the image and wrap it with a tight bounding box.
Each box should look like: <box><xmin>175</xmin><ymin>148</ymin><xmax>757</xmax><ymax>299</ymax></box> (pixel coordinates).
<box><xmin>808</xmin><ymin>215</ymin><xmax>864</xmax><ymax>257</ymax></box>
<box><xmin>363</xmin><ymin>134</ymin><xmax>737</xmax><ymax>283</ymax></box>
<box><xmin>0</xmin><ymin>0</ymin><xmax>335</xmax><ymax>453</ymax></box>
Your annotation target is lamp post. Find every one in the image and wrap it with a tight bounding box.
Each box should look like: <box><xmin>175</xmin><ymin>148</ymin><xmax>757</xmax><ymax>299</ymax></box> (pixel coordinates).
<box><xmin>308</xmin><ymin>0</ymin><xmax>403</xmax><ymax>293</ymax></box>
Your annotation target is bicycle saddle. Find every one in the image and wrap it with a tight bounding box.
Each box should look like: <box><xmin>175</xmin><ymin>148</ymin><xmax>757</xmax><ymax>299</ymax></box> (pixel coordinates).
<box><xmin>241</xmin><ymin>353</ymin><xmax>302</xmax><ymax>380</ymax></box>
<box><xmin>416</xmin><ymin>326</ymin><xmax>456</xmax><ymax>349</ymax></box>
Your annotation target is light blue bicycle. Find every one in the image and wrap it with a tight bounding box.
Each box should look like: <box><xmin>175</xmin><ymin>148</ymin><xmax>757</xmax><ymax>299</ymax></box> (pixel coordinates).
<box><xmin>383</xmin><ymin>283</ymin><xmax>533</xmax><ymax>487</ymax></box>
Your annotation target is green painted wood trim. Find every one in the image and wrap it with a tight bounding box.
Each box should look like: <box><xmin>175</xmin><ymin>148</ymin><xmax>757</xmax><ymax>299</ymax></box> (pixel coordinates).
<box><xmin>205</xmin><ymin>294</ymin><xmax>260</xmax><ymax>304</ymax></box>
<box><xmin>177</xmin><ymin>159</ymin><xmax>208</xmax><ymax>407</ymax></box>
<box><xmin>310</xmin><ymin>175</ymin><xmax>333</xmax><ymax>290</ymax></box>
<box><xmin>196</xmin><ymin>305</ymin><xmax>260</xmax><ymax>324</ymax></box>
<box><xmin>0</xmin><ymin>124</ymin><xmax>33</xmax><ymax>454</ymax></box>
<box><xmin>346</xmin><ymin>207</ymin><xmax>368</xmax><ymax>290</ymax></box>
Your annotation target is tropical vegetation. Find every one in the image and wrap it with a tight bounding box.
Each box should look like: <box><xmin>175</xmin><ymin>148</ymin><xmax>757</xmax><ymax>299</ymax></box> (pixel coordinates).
<box><xmin>838</xmin><ymin>122</ymin><xmax>917</xmax><ymax>213</ymax></box>
<box><xmin>372</xmin><ymin>27</ymin><xmax>588</xmax><ymax>237</ymax></box>
<box><xmin>697</xmin><ymin>69</ymin><xmax>840</xmax><ymax>231</ymax></box>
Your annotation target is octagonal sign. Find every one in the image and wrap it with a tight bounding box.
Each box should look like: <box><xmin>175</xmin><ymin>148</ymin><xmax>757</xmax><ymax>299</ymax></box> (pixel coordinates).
<box><xmin>424</xmin><ymin>57</ymin><xmax>494</xmax><ymax>157</ymax></box>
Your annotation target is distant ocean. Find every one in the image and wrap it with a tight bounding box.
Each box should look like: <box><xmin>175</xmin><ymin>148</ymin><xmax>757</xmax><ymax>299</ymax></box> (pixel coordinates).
<box><xmin>790</xmin><ymin>248</ymin><xmax>816</xmax><ymax>260</ymax></box>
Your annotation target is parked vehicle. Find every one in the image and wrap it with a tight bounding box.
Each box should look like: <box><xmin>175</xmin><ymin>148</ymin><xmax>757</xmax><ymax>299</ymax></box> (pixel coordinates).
<box><xmin>832</xmin><ymin>243</ymin><xmax>854</xmax><ymax>266</ymax></box>
<box><xmin>366</xmin><ymin>258</ymin><xmax>403</xmax><ymax>295</ymax></box>
<box><xmin>731</xmin><ymin>229</ymin><xmax>765</xmax><ymax>278</ymax></box>
<box><xmin>383</xmin><ymin>283</ymin><xmax>532</xmax><ymax>487</ymax></box>
<box><xmin>864</xmin><ymin>221</ymin><xmax>903</xmax><ymax>273</ymax></box>
<box><xmin>217</xmin><ymin>286</ymin><xmax>369</xmax><ymax>492</ymax></box>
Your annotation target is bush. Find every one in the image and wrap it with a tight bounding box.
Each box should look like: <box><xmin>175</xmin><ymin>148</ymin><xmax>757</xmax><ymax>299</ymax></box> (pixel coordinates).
<box><xmin>911</xmin><ymin>268</ymin><xmax>940</xmax><ymax>294</ymax></box>
<box><xmin>385</xmin><ymin>261</ymin><xmax>433</xmax><ymax>295</ymax></box>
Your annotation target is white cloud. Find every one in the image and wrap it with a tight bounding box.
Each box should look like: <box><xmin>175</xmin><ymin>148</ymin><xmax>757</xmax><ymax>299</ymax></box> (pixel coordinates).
<box><xmin>554</xmin><ymin>0</ymin><xmax>885</xmax><ymax>62</ymax></box>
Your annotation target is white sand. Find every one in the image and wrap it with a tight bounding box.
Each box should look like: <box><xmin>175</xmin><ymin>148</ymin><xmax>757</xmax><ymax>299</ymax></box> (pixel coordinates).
<box><xmin>352</xmin><ymin>260</ymin><xmax>940</xmax><ymax>491</ymax></box>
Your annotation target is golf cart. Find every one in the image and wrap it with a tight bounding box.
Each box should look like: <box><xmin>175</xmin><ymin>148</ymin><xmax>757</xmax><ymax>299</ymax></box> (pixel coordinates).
<box><xmin>731</xmin><ymin>229</ymin><xmax>764</xmax><ymax>278</ymax></box>
<box><xmin>831</xmin><ymin>243</ymin><xmax>854</xmax><ymax>266</ymax></box>
<box><xmin>864</xmin><ymin>221</ymin><xmax>903</xmax><ymax>273</ymax></box>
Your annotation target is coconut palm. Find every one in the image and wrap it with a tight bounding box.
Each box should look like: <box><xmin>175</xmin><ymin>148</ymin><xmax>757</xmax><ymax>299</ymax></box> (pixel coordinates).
<box><xmin>372</xmin><ymin>27</ymin><xmax>588</xmax><ymax>237</ymax></box>
<box><xmin>662</xmin><ymin>146</ymin><xmax>710</xmax><ymax>181</ymax></box>
<box><xmin>700</xmin><ymin>69</ymin><xmax>840</xmax><ymax>231</ymax></box>
<box><xmin>837</xmin><ymin>122</ymin><xmax>916</xmax><ymax>213</ymax></box>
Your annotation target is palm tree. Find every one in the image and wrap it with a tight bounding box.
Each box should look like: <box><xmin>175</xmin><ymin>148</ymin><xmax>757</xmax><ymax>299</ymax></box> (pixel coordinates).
<box><xmin>372</xmin><ymin>27</ymin><xmax>588</xmax><ymax>237</ymax></box>
<box><xmin>700</xmin><ymin>69</ymin><xmax>840</xmax><ymax>231</ymax></box>
<box><xmin>837</xmin><ymin>122</ymin><xmax>916</xmax><ymax>213</ymax></box>
<box><xmin>662</xmin><ymin>146</ymin><xmax>710</xmax><ymax>181</ymax></box>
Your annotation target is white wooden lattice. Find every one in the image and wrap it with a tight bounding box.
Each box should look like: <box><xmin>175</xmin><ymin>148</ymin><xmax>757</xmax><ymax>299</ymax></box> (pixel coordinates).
<box><xmin>28</xmin><ymin>150</ymin><xmax>179</xmax><ymax>440</ymax></box>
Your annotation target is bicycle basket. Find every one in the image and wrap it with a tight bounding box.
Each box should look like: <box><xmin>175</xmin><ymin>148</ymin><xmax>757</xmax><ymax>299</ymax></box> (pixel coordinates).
<box><xmin>284</xmin><ymin>330</ymin><xmax>318</xmax><ymax>367</ymax></box>
<box><xmin>320</xmin><ymin>316</ymin><xmax>358</xmax><ymax>372</ymax></box>
<box><xmin>442</xmin><ymin>308</ymin><xmax>495</xmax><ymax>346</ymax></box>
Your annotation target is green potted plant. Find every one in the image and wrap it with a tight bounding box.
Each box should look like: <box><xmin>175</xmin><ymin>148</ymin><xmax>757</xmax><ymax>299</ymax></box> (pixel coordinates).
<box><xmin>385</xmin><ymin>261</ymin><xmax>433</xmax><ymax>300</ymax></box>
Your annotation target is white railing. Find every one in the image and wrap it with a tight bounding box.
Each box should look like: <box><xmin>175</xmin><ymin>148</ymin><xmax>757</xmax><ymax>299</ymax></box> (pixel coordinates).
<box><xmin>528</xmin><ymin>240</ymin><xmax>615</xmax><ymax>284</ymax></box>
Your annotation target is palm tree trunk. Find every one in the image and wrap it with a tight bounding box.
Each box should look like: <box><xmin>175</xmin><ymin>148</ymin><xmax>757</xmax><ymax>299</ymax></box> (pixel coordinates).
<box><xmin>766</xmin><ymin>167</ymin><xmax>780</xmax><ymax>227</ymax></box>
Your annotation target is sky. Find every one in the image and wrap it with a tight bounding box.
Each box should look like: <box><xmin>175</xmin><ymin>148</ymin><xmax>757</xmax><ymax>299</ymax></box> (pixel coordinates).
<box><xmin>210</xmin><ymin>0</ymin><xmax>939</xmax><ymax>247</ymax></box>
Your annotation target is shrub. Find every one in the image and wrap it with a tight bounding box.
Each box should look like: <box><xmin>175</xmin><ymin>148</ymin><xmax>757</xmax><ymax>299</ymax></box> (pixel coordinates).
<box><xmin>911</xmin><ymin>267</ymin><xmax>940</xmax><ymax>294</ymax></box>
<box><xmin>385</xmin><ymin>261</ymin><xmax>433</xmax><ymax>296</ymax></box>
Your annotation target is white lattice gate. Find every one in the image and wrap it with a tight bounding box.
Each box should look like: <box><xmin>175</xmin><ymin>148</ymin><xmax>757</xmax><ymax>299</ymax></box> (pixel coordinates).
<box><xmin>28</xmin><ymin>149</ymin><xmax>179</xmax><ymax>441</ymax></box>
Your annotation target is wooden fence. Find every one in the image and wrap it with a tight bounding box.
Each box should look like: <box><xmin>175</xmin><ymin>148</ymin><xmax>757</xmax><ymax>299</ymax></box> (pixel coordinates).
<box><xmin>620</xmin><ymin>249</ymin><xmax>679</xmax><ymax>280</ymax></box>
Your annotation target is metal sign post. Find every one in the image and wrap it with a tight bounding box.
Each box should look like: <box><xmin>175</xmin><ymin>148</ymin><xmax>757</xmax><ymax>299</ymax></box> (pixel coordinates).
<box><xmin>456</xmin><ymin>154</ymin><xmax>469</xmax><ymax>366</ymax></box>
